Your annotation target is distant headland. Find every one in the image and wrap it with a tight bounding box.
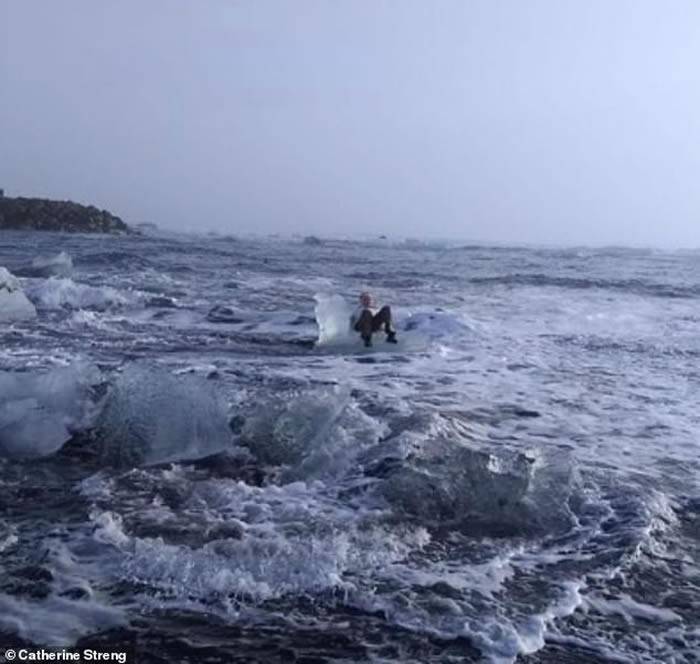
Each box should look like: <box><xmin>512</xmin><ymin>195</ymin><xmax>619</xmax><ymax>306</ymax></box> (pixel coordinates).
<box><xmin>0</xmin><ymin>191</ymin><xmax>131</xmax><ymax>234</ymax></box>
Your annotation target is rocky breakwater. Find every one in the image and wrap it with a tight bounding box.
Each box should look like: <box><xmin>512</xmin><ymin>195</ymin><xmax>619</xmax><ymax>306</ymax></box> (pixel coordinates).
<box><xmin>0</xmin><ymin>196</ymin><xmax>131</xmax><ymax>234</ymax></box>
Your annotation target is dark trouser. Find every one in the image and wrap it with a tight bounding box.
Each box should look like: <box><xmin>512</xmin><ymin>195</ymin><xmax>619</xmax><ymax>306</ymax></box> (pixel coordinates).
<box><xmin>354</xmin><ymin>306</ymin><xmax>394</xmax><ymax>339</ymax></box>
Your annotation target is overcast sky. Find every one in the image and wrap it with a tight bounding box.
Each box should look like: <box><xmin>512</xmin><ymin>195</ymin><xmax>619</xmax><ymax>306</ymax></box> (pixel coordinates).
<box><xmin>1</xmin><ymin>1</ymin><xmax>699</xmax><ymax>246</ymax></box>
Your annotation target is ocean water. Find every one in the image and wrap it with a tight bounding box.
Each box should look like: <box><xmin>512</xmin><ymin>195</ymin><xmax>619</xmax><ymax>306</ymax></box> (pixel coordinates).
<box><xmin>0</xmin><ymin>231</ymin><xmax>698</xmax><ymax>663</ymax></box>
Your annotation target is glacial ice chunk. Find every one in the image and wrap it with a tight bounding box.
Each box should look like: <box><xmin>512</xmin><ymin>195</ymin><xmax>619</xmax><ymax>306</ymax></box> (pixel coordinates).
<box><xmin>0</xmin><ymin>363</ymin><xmax>101</xmax><ymax>458</ymax></box>
<box><xmin>240</xmin><ymin>388</ymin><xmax>351</xmax><ymax>467</ymax></box>
<box><xmin>239</xmin><ymin>387</ymin><xmax>385</xmax><ymax>481</ymax></box>
<box><xmin>96</xmin><ymin>364</ymin><xmax>233</xmax><ymax>467</ymax></box>
<box><xmin>0</xmin><ymin>267</ymin><xmax>37</xmax><ymax>322</ymax></box>
<box><xmin>314</xmin><ymin>294</ymin><xmax>355</xmax><ymax>345</ymax></box>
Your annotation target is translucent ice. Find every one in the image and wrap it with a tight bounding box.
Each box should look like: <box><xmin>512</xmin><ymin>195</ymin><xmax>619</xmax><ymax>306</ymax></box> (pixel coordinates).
<box><xmin>16</xmin><ymin>251</ymin><xmax>74</xmax><ymax>278</ymax></box>
<box><xmin>0</xmin><ymin>363</ymin><xmax>101</xmax><ymax>458</ymax></box>
<box><xmin>96</xmin><ymin>364</ymin><xmax>233</xmax><ymax>467</ymax></box>
<box><xmin>0</xmin><ymin>267</ymin><xmax>37</xmax><ymax>322</ymax></box>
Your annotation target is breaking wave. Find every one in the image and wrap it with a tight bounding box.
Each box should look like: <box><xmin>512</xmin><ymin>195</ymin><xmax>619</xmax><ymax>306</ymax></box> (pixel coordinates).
<box><xmin>26</xmin><ymin>277</ymin><xmax>127</xmax><ymax>311</ymax></box>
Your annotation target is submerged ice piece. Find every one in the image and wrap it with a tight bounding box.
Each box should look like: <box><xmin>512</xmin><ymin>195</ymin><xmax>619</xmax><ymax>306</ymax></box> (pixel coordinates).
<box><xmin>15</xmin><ymin>251</ymin><xmax>74</xmax><ymax>278</ymax></box>
<box><xmin>378</xmin><ymin>436</ymin><xmax>576</xmax><ymax>536</ymax></box>
<box><xmin>0</xmin><ymin>267</ymin><xmax>37</xmax><ymax>322</ymax></box>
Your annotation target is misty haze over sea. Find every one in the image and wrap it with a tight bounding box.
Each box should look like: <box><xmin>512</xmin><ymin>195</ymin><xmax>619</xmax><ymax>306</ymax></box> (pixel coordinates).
<box><xmin>2</xmin><ymin>1</ymin><xmax>699</xmax><ymax>247</ymax></box>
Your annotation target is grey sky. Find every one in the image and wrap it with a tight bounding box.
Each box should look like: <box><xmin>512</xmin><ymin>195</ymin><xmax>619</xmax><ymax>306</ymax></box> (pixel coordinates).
<box><xmin>1</xmin><ymin>1</ymin><xmax>699</xmax><ymax>246</ymax></box>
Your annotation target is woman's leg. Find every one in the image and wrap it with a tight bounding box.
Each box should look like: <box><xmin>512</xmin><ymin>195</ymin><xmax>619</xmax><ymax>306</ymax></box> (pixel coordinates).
<box><xmin>354</xmin><ymin>309</ymin><xmax>375</xmax><ymax>342</ymax></box>
<box><xmin>372</xmin><ymin>306</ymin><xmax>395</xmax><ymax>334</ymax></box>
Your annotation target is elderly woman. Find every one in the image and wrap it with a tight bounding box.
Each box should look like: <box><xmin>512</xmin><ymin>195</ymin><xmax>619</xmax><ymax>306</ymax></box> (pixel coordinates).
<box><xmin>350</xmin><ymin>291</ymin><xmax>397</xmax><ymax>347</ymax></box>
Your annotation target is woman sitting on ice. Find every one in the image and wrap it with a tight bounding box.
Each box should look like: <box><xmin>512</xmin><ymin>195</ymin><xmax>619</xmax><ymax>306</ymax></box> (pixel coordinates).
<box><xmin>350</xmin><ymin>291</ymin><xmax>398</xmax><ymax>347</ymax></box>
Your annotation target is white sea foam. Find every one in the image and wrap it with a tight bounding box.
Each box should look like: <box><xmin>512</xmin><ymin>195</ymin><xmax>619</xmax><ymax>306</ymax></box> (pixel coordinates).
<box><xmin>67</xmin><ymin>310</ymin><xmax>105</xmax><ymax>328</ymax></box>
<box><xmin>85</xmin><ymin>477</ymin><xmax>430</xmax><ymax>606</ymax></box>
<box><xmin>584</xmin><ymin>592</ymin><xmax>682</xmax><ymax>624</ymax></box>
<box><xmin>0</xmin><ymin>594</ymin><xmax>126</xmax><ymax>647</ymax></box>
<box><xmin>0</xmin><ymin>520</ymin><xmax>18</xmax><ymax>553</ymax></box>
<box><xmin>26</xmin><ymin>277</ymin><xmax>127</xmax><ymax>311</ymax></box>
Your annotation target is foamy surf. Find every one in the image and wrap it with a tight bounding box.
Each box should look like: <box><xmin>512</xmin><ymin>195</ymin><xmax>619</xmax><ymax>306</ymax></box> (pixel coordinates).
<box><xmin>0</xmin><ymin>233</ymin><xmax>697</xmax><ymax>663</ymax></box>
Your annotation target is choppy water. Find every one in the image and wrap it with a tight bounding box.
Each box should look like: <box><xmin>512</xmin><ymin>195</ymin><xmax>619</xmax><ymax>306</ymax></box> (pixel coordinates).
<box><xmin>0</xmin><ymin>230</ymin><xmax>698</xmax><ymax>663</ymax></box>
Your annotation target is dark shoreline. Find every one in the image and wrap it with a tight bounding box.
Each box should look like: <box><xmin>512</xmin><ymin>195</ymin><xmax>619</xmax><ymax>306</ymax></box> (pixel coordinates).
<box><xmin>0</xmin><ymin>196</ymin><xmax>131</xmax><ymax>234</ymax></box>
